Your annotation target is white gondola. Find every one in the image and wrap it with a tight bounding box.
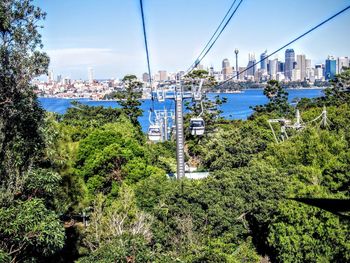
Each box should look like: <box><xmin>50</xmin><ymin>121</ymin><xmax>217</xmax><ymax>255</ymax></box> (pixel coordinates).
<box><xmin>189</xmin><ymin>117</ymin><xmax>205</xmax><ymax>136</ymax></box>
<box><xmin>148</xmin><ymin>124</ymin><xmax>162</xmax><ymax>142</ymax></box>
<box><xmin>157</xmin><ymin>89</ymin><xmax>165</xmax><ymax>102</ymax></box>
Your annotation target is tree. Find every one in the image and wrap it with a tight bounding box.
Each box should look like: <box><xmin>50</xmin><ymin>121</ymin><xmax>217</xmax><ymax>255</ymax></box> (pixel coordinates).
<box><xmin>253</xmin><ymin>80</ymin><xmax>291</xmax><ymax>115</ymax></box>
<box><xmin>183</xmin><ymin>70</ymin><xmax>227</xmax><ymax>159</ymax></box>
<box><xmin>323</xmin><ymin>68</ymin><xmax>350</xmax><ymax>106</ymax></box>
<box><xmin>79</xmin><ymin>187</ymin><xmax>154</xmax><ymax>262</ymax></box>
<box><xmin>0</xmin><ymin>198</ymin><xmax>65</xmax><ymax>262</ymax></box>
<box><xmin>0</xmin><ymin>0</ymin><xmax>49</xmax><ymax>201</ymax></box>
<box><xmin>116</xmin><ymin>75</ymin><xmax>143</xmax><ymax>129</ymax></box>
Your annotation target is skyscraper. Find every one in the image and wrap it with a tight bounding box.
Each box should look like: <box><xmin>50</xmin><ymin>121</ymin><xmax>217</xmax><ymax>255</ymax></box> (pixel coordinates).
<box><xmin>268</xmin><ymin>58</ymin><xmax>278</xmax><ymax>79</ymax></box>
<box><xmin>158</xmin><ymin>70</ymin><xmax>168</xmax><ymax>81</ymax></box>
<box><xmin>260</xmin><ymin>50</ymin><xmax>268</xmax><ymax>72</ymax></box>
<box><xmin>296</xmin><ymin>54</ymin><xmax>306</xmax><ymax>80</ymax></box>
<box><xmin>222</xmin><ymin>58</ymin><xmax>232</xmax><ymax>80</ymax></box>
<box><xmin>246</xmin><ymin>53</ymin><xmax>256</xmax><ymax>77</ymax></box>
<box><xmin>284</xmin><ymin>49</ymin><xmax>295</xmax><ymax>80</ymax></box>
<box><xmin>325</xmin><ymin>56</ymin><xmax>336</xmax><ymax>80</ymax></box>
<box><xmin>337</xmin><ymin>57</ymin><xmax>349</xmax><ymax>74</ymax></box>
<box><xmin>277</xmin><ymin>61</ymin><xmax>284</xmax><ymax>73</ymax></box>
<box><xmin>222</xmin><ymin>58</ymin><xmax>230</xmax><ymax>69</ymax></box>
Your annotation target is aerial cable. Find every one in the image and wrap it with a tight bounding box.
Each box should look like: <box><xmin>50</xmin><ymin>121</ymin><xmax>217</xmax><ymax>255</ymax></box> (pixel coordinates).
<box><xmin>217</xmin><ymin>4</ymin><xmax>350</xmax><ymax>88</ymax></box>
<box><xmin>186</xmin><ymin>0</ymin><xmax>238</xmax><ymax>71</ymax></box>
<box><xmin>185</xmin><ymin>0</ymin><xmax>244</xmax><ymax>75</ymax></box>
<box><xmin>139</xmin><ymin>0</ymin><xmax>155</xmax><ymax>112</ymax></box>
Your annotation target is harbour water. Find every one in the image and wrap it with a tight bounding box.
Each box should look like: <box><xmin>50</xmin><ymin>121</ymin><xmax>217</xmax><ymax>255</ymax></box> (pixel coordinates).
<box><xmin>39</xmin><ymin>88</ymin><xmax>325</xmax><ymax>132</ymax></box>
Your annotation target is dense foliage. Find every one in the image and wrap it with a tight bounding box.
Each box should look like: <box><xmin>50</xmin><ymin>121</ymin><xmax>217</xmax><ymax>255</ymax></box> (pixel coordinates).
<box><xmin>1</xmin><ymin>1</ymin><xmax>349</xmax><ymax>262</ymax></box>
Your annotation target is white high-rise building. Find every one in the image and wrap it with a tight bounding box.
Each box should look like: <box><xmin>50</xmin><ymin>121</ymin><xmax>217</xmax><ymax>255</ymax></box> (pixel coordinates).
<box><xmin>88</xmin><ymin>67</ymin><xmax>94</xmax><ymax>84</ymax></box>
<box><xmin>314</xmin><ymin>64</ymin><xmax>324</xmax><ymax>80</ymax></box>
<box><xmin>292</xmin><ymin>69</ymin><xmax>301</xmax><ymax>81</ymax></box>
<box><xmin>337</xmin><ymin>57</ymin><xmax>349</xmax><ymax>74</ymax></box>
<box><xmin>296</xmin><ymin>54</ymin><xmax>306</xmax><ymax>80</ymax></box>
<box><xmin>268</xmin><ymin>58</ymin><xmax>278</xmax><ymax>79</ymax></box>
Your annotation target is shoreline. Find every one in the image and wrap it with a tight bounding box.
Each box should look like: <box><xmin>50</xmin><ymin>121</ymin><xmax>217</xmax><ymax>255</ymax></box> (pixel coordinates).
<box><xmin>38</xmin><ymin>87</ymin><xmax>326</xmax><ymax>100</ymax></box>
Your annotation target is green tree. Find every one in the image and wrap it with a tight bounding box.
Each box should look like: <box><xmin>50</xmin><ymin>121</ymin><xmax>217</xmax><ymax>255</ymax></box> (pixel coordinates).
<box><xmin>0</xmin><ymin>198</ymin><xmax>65</xmax><ymax>262</ymax></box>
<box><xmin>116</xmin><ymin>75</ymin><xmax>143</xmax><ymax>128</ymax></box>
<box><xmin>253</xmin><ymin>80</ymin><xmax>291</xmax><ymax>115</ymax></box>
<box><xmin>0</xmin><ymin>0</ymin><xmax>49</xmax><ymax>202</ymax></box>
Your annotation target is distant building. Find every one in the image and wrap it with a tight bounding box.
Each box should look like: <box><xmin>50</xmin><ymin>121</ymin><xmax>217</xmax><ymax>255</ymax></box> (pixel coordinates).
<box><xmin>209</xmin><ymin>66</ymin><xmax>214</xmax><ymax>77</ymax></box>
<box><xmin>238</xmin><ymin>67</ymin><xmax>246</xmax><ymax>80</ymax></box>
<box><xmin>260</xmin><ymin>50</ymin><xmax>268</xmax><ymax>73</ymax></box>
<box><xmin>292</xmin><ymin>69</ymin><xmax>301</xmax><ymax>81</ymax></box>
<box><xmin>246</xmin><ymin>53</ymin><xmax>256</xmax><ymax>77</ymax></box>
<box><xmin>325</xmin><ymin>56</ymin><xmax>336</xmax><ymax>80</ymax></box>
<box><xmin>268</xmin><ymin>58</ymin><xmax>278</xmax><ymax>79</ymax></box>
<box><xmin>296</xmin><ymin>54</ymin><xmax>306</xmax><ymax>80</ymax></box>
<box><xmin>315</xmin><ymin>64</ymin><xmax>324</xmax><ymax>80</ymax></box>
<box><xmin>337</xmin><ymin>56</ymin><xmax>349</xmax><ymax>74</ymax></box>
<box><xmin>278</xmin><ymin>61</ymin><xmax>284</xmax><ymax>73</ymax></box>
<box><xmin>142</xmin><ymin>72</ymin><xmax>149</xmax><ymax>82</ymax></box>
<box><xmin>284</xmin><ymin>49</ymin><xmax>295</xmax><ymax>81</ymax></box>
<box><xmin>222</xmin><ymin>58</ymin><xmax>233</xmax><ymax>80</ymax></box>
<box><xmin>158</xmin><ymin>70</ymin><xmax>168</xmax><ymax>81</ymax></box>
<box><xmin>48</xmin><ymin>70</ymin><xmax>54</xmax><ymax>83</ymax></box>
<box><xmin>56</xmin><ymin>74</ymin><xmax>62</xmax><ymax>83</ymax></box>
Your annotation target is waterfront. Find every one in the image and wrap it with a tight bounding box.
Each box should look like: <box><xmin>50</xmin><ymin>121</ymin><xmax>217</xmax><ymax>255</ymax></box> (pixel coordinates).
<box><xmin>39</xmin><ymin>88</ymin><xmax>325</xmax><ymax>132</ymax></box>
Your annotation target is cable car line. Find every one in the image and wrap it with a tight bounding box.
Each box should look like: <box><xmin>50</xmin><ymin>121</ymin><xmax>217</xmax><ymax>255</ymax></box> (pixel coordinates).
<box><xmin>186</xmin><ymin>0</ymin><xmax>239</xmax><ymax>72</ymax></box>
<box><xmin>216</xmin><ymin>4</ymin><xmax>350</xmax><ymax>88</ymax></box>
<box><xmin>139</xmin><ymin>0</ymin><xmax>154</xmax><ymax>110</ymax></box>
<box><xmin>185</xmin><ymin>0</ymin><xmax>244</xmax><ymax>75</ymax></box>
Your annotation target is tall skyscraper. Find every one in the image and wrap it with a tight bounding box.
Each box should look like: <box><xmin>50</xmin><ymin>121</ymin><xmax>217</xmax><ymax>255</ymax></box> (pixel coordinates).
<box><xmin>296</xmin><ymin>54</ymin><xmax>306</xmax><ymax>80</ymax></box>
<box><xmin>268</xmin><ymin>58</ymin><xmax>278</xmax><ymax>78</ymax></box>
<box><xmin>222</xmin><ymin>58</ymin><xmax>232</xmax><ymax>80</ymax></box>
<box><xmin>88</xmin><ymin>67</ymin><xmax>94</xmax><ymax>84</ymax></box>
<box><xmin>277</xmin><ymin>61</ymin><xmax>284</xmax><ymax>73</ymax></box>
<box><xmin>260</xmin><ymin>50</ymin><xmax>268</xmax><ymax>72</ymax></box>
<box><xmin>246</xmin><ymin>53</ymin><xmax>256</xmax><ymax>77</ymax></box>
<box><xmin>284</xmin><ymin>49</ymin><xmax>295</xmax><ymax>80</ymax></box>
<box><xmin>222</xmin><ymin>58</ymin><xmax>230</xmax><ymax>69</ymax></box>
<box><xmin>325</xmin><ymin>56</ymin><xmax>336</xmax><ymax>80</ymax></box>
<box><xmin>337</xmin><ymin>57</ymin><xmax>349</xmax><ymax>74</ymax></box>
<box><xmin>158</xmin><ymin>70</ymin><xmax>168</xmax><ymax>81</ymax></box>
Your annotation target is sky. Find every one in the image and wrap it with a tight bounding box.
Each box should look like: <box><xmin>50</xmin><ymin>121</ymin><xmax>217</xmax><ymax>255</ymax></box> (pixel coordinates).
<box><xmin>35</xmin><ymin>0</ymin><xmax>350</xmax><ymax>80</ymax></box>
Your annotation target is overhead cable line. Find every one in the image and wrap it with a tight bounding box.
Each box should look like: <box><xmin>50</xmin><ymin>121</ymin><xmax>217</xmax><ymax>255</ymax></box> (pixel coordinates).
<box><xmin>185</xmin><ymin>0</ymin><xmax>244</xmax><ymax>75</ymax></box>
<box><xmin>139</xmin><ymin>0</ymin><xmax>155</xmax><ymax>109</ymax></box>
<box><xmin>217</xmin><ymin>4</ymin><xmax>350</xmax><ymax>88</ymax></box>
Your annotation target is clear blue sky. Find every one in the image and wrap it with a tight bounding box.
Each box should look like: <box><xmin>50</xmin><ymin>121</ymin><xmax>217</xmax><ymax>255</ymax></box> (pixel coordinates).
<box><xmin>35</xmin><ymin>0</ymin><xmax>350</xmax><ymax>80</ymax></box>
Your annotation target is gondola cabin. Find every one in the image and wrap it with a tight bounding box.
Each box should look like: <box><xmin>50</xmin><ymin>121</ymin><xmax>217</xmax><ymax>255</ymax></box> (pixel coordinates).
<box><xmin>148</xmin><ymin>125</ymin><xmax>162</xmax><ymax>142</ymax></box>
<box><xmin>189</xmin><ymin>117</ymin><xmax>205</xmax><ymax>136</ymax></box>
<box><xmin>157</xmin><ymin>90</ymin><xmax>165</xmax><ymax>102</ymax></box>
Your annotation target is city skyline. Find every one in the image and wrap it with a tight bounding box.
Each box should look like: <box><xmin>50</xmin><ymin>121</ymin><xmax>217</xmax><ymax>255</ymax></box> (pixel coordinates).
<box><xmin>35</xmin><ymin>0</ymin><xmax>350</xmax><ymax>79</ymax></box>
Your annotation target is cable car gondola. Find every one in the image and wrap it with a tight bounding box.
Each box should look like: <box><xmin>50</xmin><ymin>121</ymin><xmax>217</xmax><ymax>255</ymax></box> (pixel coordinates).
<box><xmin>157</xmin><ymin>89</ymin><xmax>165</xmax><ymax>102</ymax></box>
<box><xmin>189</xmin><ymin>117</ymin><xmax>205</xmax><ymax>136</ymax></box>
<box><xmin>148</xmin><ymin>124</ymin><xmax>162</xmax><ymax>142</ymax></box>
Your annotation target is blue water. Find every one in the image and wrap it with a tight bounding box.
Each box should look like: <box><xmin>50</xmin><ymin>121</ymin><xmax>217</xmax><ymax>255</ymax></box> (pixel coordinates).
<box><xmin>39</xmin><ymin>89</ymin><xmax>324</xmax><ymax>132</ymax></box>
